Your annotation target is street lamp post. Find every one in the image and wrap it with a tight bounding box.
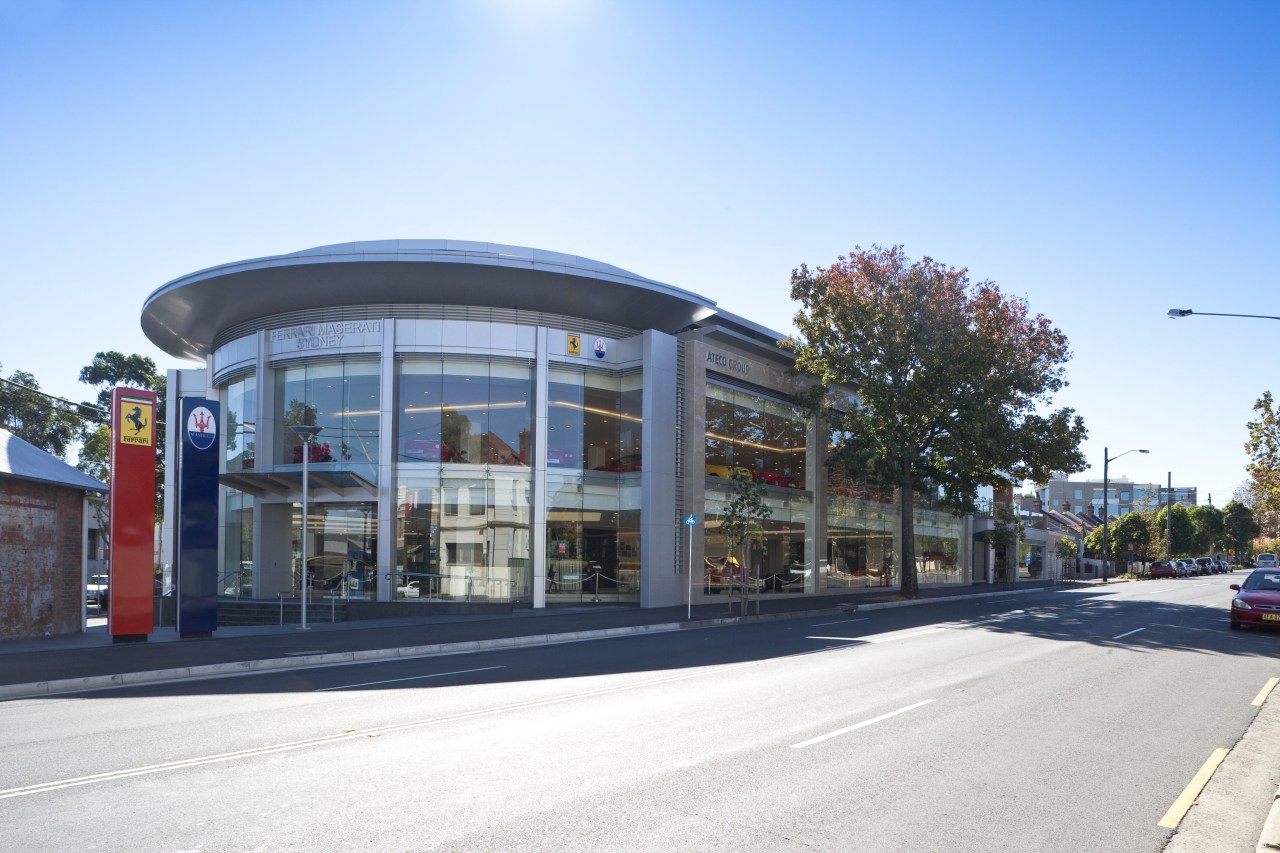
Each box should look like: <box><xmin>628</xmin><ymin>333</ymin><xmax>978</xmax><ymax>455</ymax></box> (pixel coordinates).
<box><xmin>289</xmin><ymin>424</ymin><xmax>322</xmax><ymax>631</ymax></box>
<box><xmin>1102</xmin><ymin>446</ymin><xmax>1149</xmax><ymax>582</ymax></box>
<box><xmin>1168</xmin><ymin>308</ymin><xmax>1280</xmax><ymax>322</ymax></box>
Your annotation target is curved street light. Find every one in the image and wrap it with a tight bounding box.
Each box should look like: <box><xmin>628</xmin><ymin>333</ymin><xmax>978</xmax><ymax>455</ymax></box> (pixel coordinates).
<box><xmin>1102</xmin><ymin>447</ymin><xmax>1149</xmax><ymax>583</ymax></box>
<box><xmin>1168</xmin><ymin>308</ymin><xmax>1280</xmax><ymax>321</ymax></box>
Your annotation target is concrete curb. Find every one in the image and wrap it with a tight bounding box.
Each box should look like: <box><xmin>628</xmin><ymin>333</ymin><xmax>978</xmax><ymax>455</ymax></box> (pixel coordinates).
<box><xmin>1259</xmin><ymin>783</ymin><xmax>1280</xmax><ymax>852</ymax></box>
<box><xmin>0</xmin><ymin>586</ymin><xmax>1043</xmax><ymax>701</ymax></box>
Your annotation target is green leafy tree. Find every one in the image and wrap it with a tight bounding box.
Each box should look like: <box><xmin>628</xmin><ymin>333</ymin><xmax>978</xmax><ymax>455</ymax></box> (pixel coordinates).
<box><xmin>1153</xmin><ymin>503</ymin><xmax>1195</xmax><ymax>557</ymax></box>
<box><xmin>1246</xmin><ymin>390</ymin><xmax>1280</xmax><ymax>536</ymax></box>
<box><xmin>718</xmin><ymin>469</ymin><xmax>772</xmax><ymax>612</ymax></box>
<box><xmin>77</xmin><ymin>352</ymin><xmax>166</xmax><ymax>517</ymax></box>
<box><xmin>1188</xmin><ymin>504</ymin><xmax>1225</xmax><ymax>554</ymax></box>
<box><xmin>1109</xmin><ymin>511</ymin><xmax>1153</xmax><ymax>563</ymax></box>
<box><xmin>1222</xmin><ymin>500</ymin><xmax>1261</xmax><ymax>558</ymax></box>
<box><xmin>787</xmin><ymin>245</ymin><xmax>1088</xmax><ymax>598</ymax></box>
<box><xmin>987</xmin><ymin>502</ymin><xmax>1024</xmax><ymax>577</ymax></box>
<box><xmin>0</xmin><ymin>363</ymin><xmax>83</xmax><ymax>458</ymax></box>
<box><xmin>1056</xmin><ymin>536</ymin><xmax>1079</xmax><ymax>570</ymax></box>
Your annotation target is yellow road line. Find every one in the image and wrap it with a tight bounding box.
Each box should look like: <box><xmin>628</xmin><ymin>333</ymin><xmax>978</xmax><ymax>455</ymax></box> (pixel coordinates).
<box><xmin>1251</xmin><ymin>677</ymin><xmax>1278</xmax><ymax>707</ymax></box>
<box><xmin>1158</xmin><ymin>748</ymin><xmax>1230</xmax><ymax>829</ymax></box>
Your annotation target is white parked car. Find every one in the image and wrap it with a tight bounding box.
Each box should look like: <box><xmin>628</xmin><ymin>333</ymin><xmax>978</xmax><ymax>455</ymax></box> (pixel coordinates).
<box><xmin>1256</xmin><ymin>553</ymin><xmax>1278</xmax><ymax>569</ymax></box>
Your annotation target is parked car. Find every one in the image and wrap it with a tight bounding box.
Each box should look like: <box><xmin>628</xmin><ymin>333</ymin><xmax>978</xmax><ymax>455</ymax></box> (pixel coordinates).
<box><xmin>752</xmin><ymin>470</ymin><xmax>800</xmax><ymax>489</ymax></box>
<box><xmin>86</xmin><ymin>573</ymin><xmax>109</xmax><ymax>608</ymax></box>
<box><xmin>1175</xmin><ymin>560</ymin><xmax>1194</xmax><ymax>578</ymax></box>
<box><xmin>1196</xmin><ymin>557</ymin><xmax>1215</xmax><ymax>576</ymax></box>
<box><xmin>1148</xmin><ymin>560</ymin><xmax>1176</xmax><ymax>579</ymax></box>
<box><xmin>704</xmin><ymin>463</ymin><xmax>751</xmax><ymax>479</ymax></box>
<box><xmin>1228</xmin><ymin>569</ymin><xmax>1280</xmax><ymax>630</ymax></box>
<box><xmin>1255</xmin><ymin>553</ymin><xmax>1278</xmax><ymax>569</ymax></box>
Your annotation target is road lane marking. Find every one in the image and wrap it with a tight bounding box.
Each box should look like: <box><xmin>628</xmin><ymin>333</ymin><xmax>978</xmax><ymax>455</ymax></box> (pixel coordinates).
<box><xmin>1158</xmin><ymin>748</ymin><xmax>1230</xmax><ymax>829</ymax></box>
<box><xmin>1112</xmin><ymin>628</ymin><xmax>1146</xmax><ymax>640</ymax></box>
<box><xmin>1252</xmin><ymin>677</ymin><xmax>1279</xmax><ymax>707</ymax></box>
<box><xmin>315</xmin><ymin>665</ymin><xmax>505</xmax><ymax>692</ymax></box>
<box><xmin>790</xmin><ymin>700</ymin><xmax>936</xmax><ymax>749</ymax></box>
<box><xmin>0</xmin><ymin>645</ymin><xmax>844</xmax><ymax>799</ymax></box>
<box><xmin>807</xmin><ymin>627</ymin><xmax>948</xmax><ymax>645</ymax></box>
<box><xmin>810</xmin><ymin>617</ymin><xmax>869</xmax><ymax>627</ymax></box>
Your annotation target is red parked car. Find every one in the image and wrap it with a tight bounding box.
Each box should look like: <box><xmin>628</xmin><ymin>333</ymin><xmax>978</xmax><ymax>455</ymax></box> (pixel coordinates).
<box><xmin>1229</xmin><ymin>570</ymin><xmax>1280</xmax><ymax>631</ymax></box>
<box><xmin>1148</xmin><ymin>560</ymin><xmax>1176</xmax><ymax>579</ymax></box>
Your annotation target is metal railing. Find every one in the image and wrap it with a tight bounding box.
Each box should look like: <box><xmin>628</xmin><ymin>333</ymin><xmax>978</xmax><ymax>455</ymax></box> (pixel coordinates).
<box><xmin>386</xmin><ymin>570</ymin><xmax>513</xmax><ymax>602</ymax></box>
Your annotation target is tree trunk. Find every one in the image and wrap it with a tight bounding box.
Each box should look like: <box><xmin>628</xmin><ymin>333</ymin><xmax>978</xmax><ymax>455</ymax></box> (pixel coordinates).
<box><xmin>899</xmin><ymin>468</ymin><xmax>918</xmax><ymax>599</ymax></box>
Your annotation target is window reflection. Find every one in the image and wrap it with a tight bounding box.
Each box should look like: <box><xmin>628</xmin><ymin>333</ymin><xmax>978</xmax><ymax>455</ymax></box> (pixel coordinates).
<box><xmin>705</xmin><ymin>384</ymin><xmax>805</xmax><ymax>489</ymax></box>
<box><xmin>224</xmin><ymin>374</ymin><xmax>256</xmax><ymax>472</ymax></box>
<box><xmin>398</xmin><ymin>359</ymin><xmax>532</xmax><ymax>467</ymax></box>
<box><xmin>546</xmin><ymin>368</ymin><xmax>643</xmax><ymax>473</ymax></box>
<box><xmin>275</xmin><ymin>360</ymin><xmax>381</xmax><ymax>479</ymax></box>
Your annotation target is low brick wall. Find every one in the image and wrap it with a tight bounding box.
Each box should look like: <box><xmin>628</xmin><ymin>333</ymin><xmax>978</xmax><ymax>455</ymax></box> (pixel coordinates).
<box><xmin>0</xmin><ymin>480</ymin><xmax>84</xmax><ymax>639</ymax></box>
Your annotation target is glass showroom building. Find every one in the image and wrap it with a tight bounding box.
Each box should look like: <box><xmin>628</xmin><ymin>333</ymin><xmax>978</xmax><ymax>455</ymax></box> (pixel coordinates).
<box><xmin>143</xmin><ymin>241</ymin><xmax>978</xmax><ymax>611</ymax></box>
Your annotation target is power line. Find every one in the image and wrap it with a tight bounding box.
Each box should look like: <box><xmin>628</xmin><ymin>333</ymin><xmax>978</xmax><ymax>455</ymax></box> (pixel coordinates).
<box><xmin>0</xmin><ymin>376</ymin><xmax>166</xmax><ymax>430</ymax></box>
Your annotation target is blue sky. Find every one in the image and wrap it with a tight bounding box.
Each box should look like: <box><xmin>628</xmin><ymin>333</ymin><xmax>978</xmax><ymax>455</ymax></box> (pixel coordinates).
<box><xmin>2</xmin><ymin>0</ymin><xmax>1277</xmax><ymax>506</ymax></box>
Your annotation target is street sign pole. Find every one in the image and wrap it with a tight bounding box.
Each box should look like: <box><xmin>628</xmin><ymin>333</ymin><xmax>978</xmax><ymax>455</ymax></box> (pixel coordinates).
<box><xmin>684</xmin><ymin>515</ymin><xmax>697</xmax><ymax>620</ymax></box>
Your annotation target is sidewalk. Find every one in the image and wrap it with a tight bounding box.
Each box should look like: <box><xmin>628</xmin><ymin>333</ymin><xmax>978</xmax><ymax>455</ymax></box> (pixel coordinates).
<box><xmin>0</xmin><ymin>582</ymin><xmax>1051</xmax><ymax>698</ymax></box>
<box><xmin>3</xmin><ymin>579</ymin><xmax>1276</xmax><ymax>852</ymax></box>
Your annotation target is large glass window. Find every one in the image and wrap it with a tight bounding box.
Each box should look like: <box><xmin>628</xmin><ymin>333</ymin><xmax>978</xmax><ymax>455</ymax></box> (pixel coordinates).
<box><xmin>393</xmin><ymin>359</ymin><xmax>534</xmax><ymax>604</ymax></box>
<box><xmin>293</xmin><ymin>502</ymin><xmax>377</xmax><ymax>598</ymax></box>
<box><xmin>702</xmin><ymin>384</ymin><xmax>813</xmax><ymax>596</ymax></box>
<box><xmin>221</xmin><ymin>489</ymin><xmax>253</xmax><ymax>598</ymax></box>
<box><xmin>545</xmin><ymin>472</ymin><xmax>641</xmax><ymax>603</ymax></box>
<box><xmin>399</xmin><ymin>359</ymin><xmax>532</xmax><ymax>467</ymax></box>
<box><xmin>276</xmin><ymin>360</ymin><xmax>381</xmax><ymax>479</ymax></box>
<box><xmin>547</xmin><ymin>368</ymin><xmax>643</xmax><ymax>473</ymax></box>
<box><xmin>826</xmin><ymin>469</ymin><xmax>900</xmax><ymax>588</ymax></box>
<box><xmin>914</xmin><ymin>506</ymin><xmax>965</xmax><ymax>585</ymax></box>
<box><xmin>705</xmin><ymin>384</ymin><xmax>806</xmax><ymax>489</ymax></box>
<box><xmin>223</xmin><ymin>374</ymin><xmax>256</xmax><ymax>472</ymax></box>
<box><xmin>703</xmin><ymin>482</ymin><xmax>813</xmax><ymax>595</ymax></box>
<box><xmin>393</xmin><ymin>470</ymin><xmax>531</xmax><ymax>603</ymax></box>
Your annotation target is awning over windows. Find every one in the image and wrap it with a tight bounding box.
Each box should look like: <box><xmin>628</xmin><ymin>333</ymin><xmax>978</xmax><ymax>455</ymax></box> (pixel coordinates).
<box><xmin>218</xmin><ymin>469</ymin><xmax>376</xmax><ymax>498</ymax></box>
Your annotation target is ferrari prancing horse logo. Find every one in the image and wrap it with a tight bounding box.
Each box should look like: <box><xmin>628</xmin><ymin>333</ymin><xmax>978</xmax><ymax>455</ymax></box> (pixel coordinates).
<box><xmin>118</xmin><ymin>399</ymin><xmax>154</xmax><ymax>447</ymax></box>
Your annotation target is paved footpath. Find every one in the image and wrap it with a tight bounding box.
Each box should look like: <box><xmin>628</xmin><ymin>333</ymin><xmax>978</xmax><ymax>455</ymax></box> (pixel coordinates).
<box><xmin>3</xmin><ymin>581</ymin><xmax>1277</xmax><ymax>851</ymax></box>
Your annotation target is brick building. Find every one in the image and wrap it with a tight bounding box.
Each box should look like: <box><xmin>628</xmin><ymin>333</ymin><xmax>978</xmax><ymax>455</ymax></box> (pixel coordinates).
<box><xmin>0</xmin><ymin>428</ymin><xmax>106</xmax><ymax>639</ymax></box>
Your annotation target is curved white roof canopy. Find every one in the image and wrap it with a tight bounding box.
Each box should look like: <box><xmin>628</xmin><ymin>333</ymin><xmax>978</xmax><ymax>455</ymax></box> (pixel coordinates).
<box><xmin>142</xmin><ymin>240</ymin><xmax>721</xmax><ymax>361</ymax></box>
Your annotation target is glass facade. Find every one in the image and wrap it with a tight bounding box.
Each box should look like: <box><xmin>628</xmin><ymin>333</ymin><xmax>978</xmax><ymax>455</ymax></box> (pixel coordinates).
<box><xmin>545</xmin><ymin>474</ymin><xmax>641</xmax><ymax>603</ymax></box>
<box><xmin>276</xmin><ymin>360</ymin><xmax>381</xmax><ymax>480</ymax></box>
<box><xmin>224</xmin><ymin>374</ymin><xmax>256</xmax><ymax>472</ymax></box>
<box><xmin>294</xmin><ymin>501</ymin><xmax>378</xmax><ymax>598</ymax></box>
<box><xmin>394</xmin><ymin>359</ymin><xmax>534</xmax><ymax>602</ymax></box>
<box><xmin>826</xmin><ymin>474</ymin><xmax>900</xmax><ymax>589</ymax></box>
<box><xmin>207</xmin><ymin>333</ymin><xmax>979</xmax><ymax>608</ymax></box>
<box><xmin>222</xmin><ymin>489</ymin><xmax>253</xmax><ymax>597</ymax></box>
<box><xmin>546</xmin><ymin>367</ymin><xmax>643</xmax><ymax>472</ymax></box>
<box><xmin>545</xmin><ymin>367</ymin><xmax>643</xmax><ymax>602</ymax></box>
<box><xmin>704</xmin><ymin>384</ymin><xmax>807</xmax><ymax>488</ymax></box>
<box><xmin>221</xmin><ymin>375</ymin><xmax>256</xmax><ymax>597</ymax></box>
<box><xmin>914</xmin><ymin>505</ymin><xmax>965</xmax><ymax>584</ymax></box>
<box><xmin>702</xmin><ymin>383</ymin><xmax>813</xmax><ymax>595</ymax></box>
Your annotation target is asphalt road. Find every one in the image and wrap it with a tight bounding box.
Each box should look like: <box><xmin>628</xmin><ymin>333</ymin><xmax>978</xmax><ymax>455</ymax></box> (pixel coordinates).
<box><xmin>3</xmin><ymin>577</ymin><xmax>1277</xmax><ymax>852</ymax></box>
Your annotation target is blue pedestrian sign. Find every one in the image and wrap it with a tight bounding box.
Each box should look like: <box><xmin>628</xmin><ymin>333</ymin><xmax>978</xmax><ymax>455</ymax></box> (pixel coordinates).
<box><xmin>684</xmin><ymin>515</ymin><xmax>697</xmax><ymax>526</ymax></box>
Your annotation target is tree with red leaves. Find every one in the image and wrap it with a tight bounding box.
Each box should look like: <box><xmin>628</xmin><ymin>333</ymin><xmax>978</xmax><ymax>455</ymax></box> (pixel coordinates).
<box><xmin>788</xmin><ymin>245</ymin><xmax>1087</xmax><ymax>598</ymax></box>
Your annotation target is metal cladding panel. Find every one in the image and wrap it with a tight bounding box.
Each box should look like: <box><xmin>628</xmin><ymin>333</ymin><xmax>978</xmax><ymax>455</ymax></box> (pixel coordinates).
<box><xmin>108</xmin><ymin>387</ymin><xmax>158</xmax><ymax>637</ymax></box>
<box><xmin>177</xmin><ymin>398</ymin><xmax>220</xmax><ymax>635</ymax></box>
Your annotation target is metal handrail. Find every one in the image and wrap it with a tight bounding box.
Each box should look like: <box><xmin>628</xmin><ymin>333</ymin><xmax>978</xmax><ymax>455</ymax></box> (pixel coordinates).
<box><xmin>386</xmin><ymin>570</ymin><xmax>513</xmax><ymax>602</ymax></box>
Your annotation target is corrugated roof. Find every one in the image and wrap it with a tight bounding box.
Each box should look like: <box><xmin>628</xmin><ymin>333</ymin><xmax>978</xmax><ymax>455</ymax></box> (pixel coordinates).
<box><xmin>0</xmin><ymin>428</ymin><xmax>107</xmax><ymax>493</ymax></box>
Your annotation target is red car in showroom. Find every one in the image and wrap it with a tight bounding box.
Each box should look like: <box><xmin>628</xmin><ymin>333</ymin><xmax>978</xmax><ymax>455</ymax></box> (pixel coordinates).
<box><xmin>1229</xmin><ymin>569</ymin><xmax>1280</xmax><ymax>630</ymax></box>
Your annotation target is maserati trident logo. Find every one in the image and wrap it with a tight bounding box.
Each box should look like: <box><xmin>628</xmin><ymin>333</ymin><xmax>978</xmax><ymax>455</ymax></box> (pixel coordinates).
<box><xmin>186</xmin><ymin>405</ymin><xmax>218</xmax><ymax>451</ymax></box>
